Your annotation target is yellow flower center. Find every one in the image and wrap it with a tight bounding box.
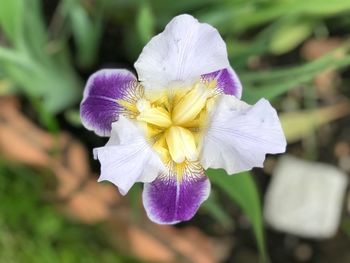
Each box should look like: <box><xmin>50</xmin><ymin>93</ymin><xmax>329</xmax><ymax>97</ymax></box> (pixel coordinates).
<box><xmin>117</xmin><ymin>79</ymin><xmax>218</xmax><ymax>179</ymax></box>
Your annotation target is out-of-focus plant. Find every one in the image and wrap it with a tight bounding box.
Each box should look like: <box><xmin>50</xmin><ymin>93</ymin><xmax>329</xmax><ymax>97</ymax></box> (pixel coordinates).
<box><xmin>208</xmin><ymin>170</ymin><xmax>267</xmax><ymax>260</ymax></box>
<box><xmin>0</xmin><ymin>160</ymin><xmax>139</xmax><ymax>263</ymax></box>
<box><xmin>99</xmin><ymin>0</ymin><xmax>350</xmax><ymax>63</ymax></box>
<box><xmin>198</xmin><ymin>0</ymin><xmax>350</xmax><ymax>58</ymax></box>
<box><xmin>0</xmin><ymin>0</ymin><xmax>81</xmax><ymax>114</ymax></box>
<box><xmin>241</xmin><ymin>43</ymin><xmax>350</xmax><ymax>103</ymax></box>
<box><xmin>281</xmin><ymin>100</ymin><xmax>350</xmax><ymax>143</ymax></box>
<box><xmin>61</xmin><ymin>0</ymin><xmax>104</xmax><ymax>68</ymax></box>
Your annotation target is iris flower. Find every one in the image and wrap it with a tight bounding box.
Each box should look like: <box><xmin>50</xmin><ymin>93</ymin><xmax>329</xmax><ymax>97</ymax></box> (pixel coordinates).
<box><xmin>80</xmin><ymin>14</ymin><xmax>286</xmax><ymax>224</ymax></box>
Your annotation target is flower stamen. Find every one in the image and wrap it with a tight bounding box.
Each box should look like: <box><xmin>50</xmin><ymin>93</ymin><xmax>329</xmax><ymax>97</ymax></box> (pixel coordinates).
<box><xmin>133</xmin><ymin>81</ymin><xmax>218</xmax><ymax>167</ymax></box>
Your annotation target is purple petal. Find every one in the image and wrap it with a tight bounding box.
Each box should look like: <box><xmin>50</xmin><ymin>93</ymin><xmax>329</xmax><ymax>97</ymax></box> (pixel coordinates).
<box><xmin>142</xmin><ymin>163</ymin><xmax>210</xmax><ymax>224</ymax></box>
<box><xmin>80</xmin><ymin>69</ymin><xmax>139</xmax><ymax>136</ymax></box>
<box><xmin>201</xmin><ymin>67</ymin><xmax>242</xmax><ymax>98</ymax></box>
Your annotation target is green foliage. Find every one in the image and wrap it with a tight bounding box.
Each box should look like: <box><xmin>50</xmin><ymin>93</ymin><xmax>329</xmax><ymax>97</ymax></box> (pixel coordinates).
<box><xmin>0</xmin><ymin>161</ymin><xmax>140</xmax><ymax>263</ymax></box>
<box><xmin>0</xmin><ymin>0</ymin><xmax>24</xmax><ymax>43</ymax></box>
<box><xmin>269</xmin><ymin>18</ymin><xmax>315</xmax><ymax>55</ymax></box>
<box><xmin>242</xmin><ymin>43</ymin><xmax>350</xmax><ymax>103</ymax></box>
<box><xmin>241</xmin><ymin>49</ymin><xmax>350</xmax><ymax>104</ymax></box>
<box><xmin>208</xmin><ymin>169</ymin><xmax>267</xmax><ymax>261</ymax></box>
<box><xmin>62</xmin><ymin>0</ymin><xmax>104</xmax><ymax>68</ymax></box>
<box><xmin>137</xmin><ymin>2</ymin><xmax>155</xmax><ymax>45</ymax></box>
<box><xmin>198</xmin><ymin>0</ymin><xmax>350</xmax><ymax>35</ymax></box>
<box><xmin>0</xmin><ymin>0</ymin><xmax>81</xmax><ymax>113</ymax></box>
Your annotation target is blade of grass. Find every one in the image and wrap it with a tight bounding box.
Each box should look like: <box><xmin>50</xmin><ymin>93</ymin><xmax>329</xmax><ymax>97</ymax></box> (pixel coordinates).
<box><xmin>242</xmin><ymin>48</ymin><xmax>350</xmax><ymax>103</ymax></box>
<box><xmin>207</xmin><ymin>169</ymin><xmax>268</xmax><ymax>262</ymax></box>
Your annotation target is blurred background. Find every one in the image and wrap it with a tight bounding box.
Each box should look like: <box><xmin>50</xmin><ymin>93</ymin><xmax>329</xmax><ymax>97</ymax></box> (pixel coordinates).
<box><xmin>0</xmin><ymin>0</ymin><xmax>350</xmax><ymax>262</ymax></box>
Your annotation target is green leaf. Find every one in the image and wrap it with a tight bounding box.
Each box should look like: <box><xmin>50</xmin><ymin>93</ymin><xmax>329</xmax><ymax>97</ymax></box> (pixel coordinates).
<box><xmin>29</xmin><ymin>96</ymin><xmax>60</xmax><ymax>133</ymax></box>
<box><xmin>341</xmin><ymin>217</ymin><xmax>350</xmax><ymax>239</ymax></box>
<box><xmin>269</xmin><ymin>19</ymin><xmax>314</xmax><ymax>55</ymax></box>
<box><xmin>137</xmin><ymin>3</ymin><xmax>155</xmax><ymax>45</ymax></box>
<box><xmin>292</xmin><ymin>0</ymin><xmax>350</xmax><ymax>16</ymax></box>
<box><xmin>63</xmin><ymin>0</ymin><xmax>103</xmax><ymax>67</ymax></box>
<box><xmin>280</xmin><ymin>101</ymin><xmax>350</xmax><ymax>143</ymax></box>
<box><xmin>207</xmin><ymin>169</ymin><xmax>268</xmax><ymax>261</ymax></box>
<box><xmin>241</xmin><ymin>46</ymin><xmax>350</xmax><ymax>103</ymax></box>
<box><xmin>64</xmin><ymin>110</ymin><xmax>82</xmax><ymax>127</ymax></box>
<box><xmin>0</xmin><ymin>0</ymin><xmax>24</xmax><ymax>44</ymax></box>
<box><xmin>0</xmin><ymin>78</ymin><xmax>14</xmax><ymax>95</ymax></box>
<box><xmin>0</xmin><ymin>0</ymin><xmax>81</xmax><ymax>113</ymax></box>
<box><xmin>128</xmin><ymin>183</ymin><xmax>142</xmax><ymax>223</ymax></box>
<box><xmin>22</xmin><ymin>0</ymin><xmax>48</xmax><ymax>60</ymax></box>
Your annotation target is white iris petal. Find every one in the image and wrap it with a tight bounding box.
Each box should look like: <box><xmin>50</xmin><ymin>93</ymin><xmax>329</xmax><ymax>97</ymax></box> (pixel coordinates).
<box><xmin>94</xmin><ymin>116</ymin><xmax>165</xmax><ymax>195</ymax></box>
<box><xmin>134</xmin><ymin>14</ymin><xmax>229</xmax><ymax>91</ymax></box>
<box><xmin>200</xmin><ymin>95</ymin><xmax>287</xmax><ymax>174</ymax></box>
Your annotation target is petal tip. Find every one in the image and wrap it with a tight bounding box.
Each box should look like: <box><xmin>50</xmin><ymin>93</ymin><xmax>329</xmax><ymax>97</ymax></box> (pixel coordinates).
<box><xmin>134</xmin><ymin>14</ymin><xmax>229</xmax><ymax>89</ymax></box>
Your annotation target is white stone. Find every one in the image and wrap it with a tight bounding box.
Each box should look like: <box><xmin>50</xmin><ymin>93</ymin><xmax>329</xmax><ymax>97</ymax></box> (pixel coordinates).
<box><xmin>264</xmin><ymin>155</ymin><xmax>348</xmax><ymax>239</ymax></box>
